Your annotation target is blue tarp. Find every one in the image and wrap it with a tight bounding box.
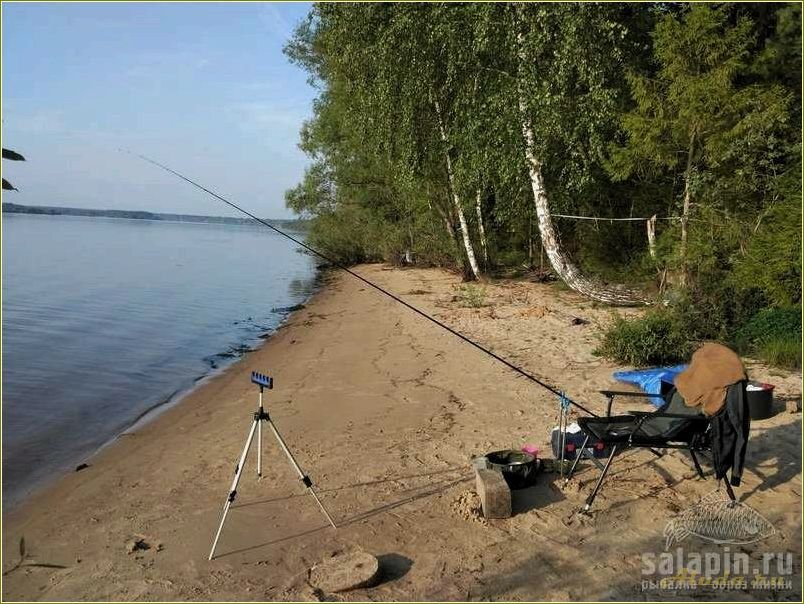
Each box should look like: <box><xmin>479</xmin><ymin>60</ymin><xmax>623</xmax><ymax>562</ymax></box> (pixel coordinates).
<box><xmin>612</xmin><ymin>365</ymin><xmax>688</xmax><ymax>407</ymax></box>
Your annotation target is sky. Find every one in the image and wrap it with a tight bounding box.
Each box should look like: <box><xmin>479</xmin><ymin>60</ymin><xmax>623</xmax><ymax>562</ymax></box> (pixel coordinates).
<box><xmin>2</xmin><ymin>2</ymin><xmax>316</xmax><ymax>218</ymax></box>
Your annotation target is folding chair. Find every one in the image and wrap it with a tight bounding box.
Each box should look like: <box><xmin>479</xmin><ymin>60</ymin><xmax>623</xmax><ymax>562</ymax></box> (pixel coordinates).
<box><xmin>563</xmin><ymin>386</ymin><xmax>722</xmax><ymax>513</ymax></box>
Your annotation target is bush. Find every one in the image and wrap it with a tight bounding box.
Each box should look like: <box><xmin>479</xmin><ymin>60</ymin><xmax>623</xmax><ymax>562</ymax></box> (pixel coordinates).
<box><xmin>459</xmin><ymin>284</ymin><xmax>488</xmax><ymax>308</ymax></box>
<box><xmin>757</xmin><ymin>336</ymin><xmax>802</xmax><ymax>369</ymax></box>
<box><xmin>665</xmin><ymin>278</ymin><xmax>768</xmax><ymax>345</ymax></box>
<box><xmin>732</xmin><ymin>307</ymin><xmax>802</xmax><ymax>352</ymax></box>
<box><xmin>595</xmin><ymin>310</ymin><xmax>692</xmax><ymax>367</ymax></box>
<box><xmin>306</xmin><ymin>208</ymin><xmax>386</xmax><ymax>265</ymax></box>
<box><xmin>731</xmin><ymin>306</ymin><xmax>802</xmax><ymax>369</ymax></box>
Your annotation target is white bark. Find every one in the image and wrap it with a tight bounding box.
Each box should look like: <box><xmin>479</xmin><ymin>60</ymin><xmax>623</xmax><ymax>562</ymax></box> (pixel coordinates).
<box><xmin>647</xmin><ymin>214</ymin><xmax>657</xmax><ymax>260</ymax></box>
<box><xmin>475</xmin><ymin>188</ymin><xmax>488</xmax><ymax>266</ymax></box>
<box><xmin>515</xmin><ymin>33</ymin><xmax>647</xmax><ymax>306</ymax></box>
<box><xmin>680</xmin><ymin>128</ymin><xmax>696</xmax><ymax>287</ymax></box>
<box><xmin>433</xmin><ymin>98</ymin><xmax>480</xmax><ymax>280</ymax></box>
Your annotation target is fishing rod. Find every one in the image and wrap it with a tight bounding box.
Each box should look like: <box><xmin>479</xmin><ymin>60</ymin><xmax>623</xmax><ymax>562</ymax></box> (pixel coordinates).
<box><xmin>125</xmin><ymin>150</ymin><xmax>598</xmax><ymax>417</ymax></box>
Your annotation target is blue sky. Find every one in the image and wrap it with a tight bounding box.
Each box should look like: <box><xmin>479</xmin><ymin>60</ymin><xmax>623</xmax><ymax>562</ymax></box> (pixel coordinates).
<box><xmin>2</xmin><ymin>2</ymin><xmax>315</xmax><ymax>218</ymax></box>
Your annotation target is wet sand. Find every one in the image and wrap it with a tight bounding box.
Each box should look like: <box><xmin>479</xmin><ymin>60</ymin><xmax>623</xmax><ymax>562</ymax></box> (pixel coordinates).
<box><xmin>2</xmin><ymin>265</ymin><xmax>801</xmax><ymax>601</ymax></box>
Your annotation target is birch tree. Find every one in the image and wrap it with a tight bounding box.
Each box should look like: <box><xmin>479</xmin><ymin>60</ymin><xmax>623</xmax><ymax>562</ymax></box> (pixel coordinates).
<box><xmin>504</xmin><ymin>4</ymin><xmax>650</xmax><ymax>304</ymax></box>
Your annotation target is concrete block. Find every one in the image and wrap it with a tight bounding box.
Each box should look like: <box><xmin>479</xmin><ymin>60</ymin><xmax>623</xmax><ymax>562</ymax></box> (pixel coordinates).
<box><xmin>309</xmin><ymin>551</ymin><xmax>380</xmax><ymax>593</ymax></box>
<box><xmin>475</xmin><ymin>468</ymin><xmax>511</xmax><ymax>519</ymax></box>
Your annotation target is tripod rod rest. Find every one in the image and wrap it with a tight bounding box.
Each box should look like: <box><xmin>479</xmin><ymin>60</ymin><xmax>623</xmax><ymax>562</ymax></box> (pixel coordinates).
<box><xmin>251</xmin><ymin>371</ymin><xmax>273</xmax><ymax>389</ymax></box>
<box><xmin>254</xmin><ymin>408</ymin><xmax>270</xmax><ymax>422</ymax></box>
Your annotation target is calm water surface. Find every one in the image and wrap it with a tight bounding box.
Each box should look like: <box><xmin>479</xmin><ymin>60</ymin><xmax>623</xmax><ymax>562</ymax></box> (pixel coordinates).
<box><xmin>2</xmin><ymin>213</ymin><xmax>317</xmax><ymax>508</ymax></box>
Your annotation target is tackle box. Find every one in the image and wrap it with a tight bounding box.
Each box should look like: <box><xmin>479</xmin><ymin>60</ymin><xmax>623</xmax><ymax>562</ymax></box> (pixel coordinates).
<box><xmin>551</xmin><ymin>422</ymin><xmax>611</xmax><ymax>459</ymax></box>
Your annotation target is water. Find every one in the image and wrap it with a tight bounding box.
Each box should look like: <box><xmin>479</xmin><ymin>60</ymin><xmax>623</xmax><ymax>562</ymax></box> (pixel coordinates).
<box><xmin>2</xmin><ymin>213</ymin><xmax>318</xmax><ymax>508</ymax></box>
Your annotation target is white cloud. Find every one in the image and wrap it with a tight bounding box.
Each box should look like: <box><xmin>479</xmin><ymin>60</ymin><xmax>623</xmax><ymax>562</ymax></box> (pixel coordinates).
<box><xmin>225</xmin><ymin>100</ymin><xmax>306</xmax><ymax>135</ymax></box>
<box><xmin>124</xmin><ymin>50</ymin><xmax>211</xmax><ymax>79</ymax></box>
<box><xmin>258</xmin><ymin>3</ymin><xmax>293</xmax><ymax>41</ymax></box>
<box><xmin>2</xmin><ymin>103</ymin><xmax>65</xmax><ymax>135</ymax></box>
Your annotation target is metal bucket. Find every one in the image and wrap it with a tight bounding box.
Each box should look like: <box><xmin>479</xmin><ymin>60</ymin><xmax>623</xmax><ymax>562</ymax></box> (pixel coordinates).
<box><xmin>747</xmin><ymin>381</ymin><xmax>775</xmax><ymax>421</ymax></box>
<box><xmin>486</xmin><ymin>450</ymin><xmax>539</xmax><ymax>490</ymax></box>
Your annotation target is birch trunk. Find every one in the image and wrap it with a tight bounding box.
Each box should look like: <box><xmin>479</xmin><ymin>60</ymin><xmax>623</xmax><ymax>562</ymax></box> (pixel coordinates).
<box><xmin>680</xmin><ymin>128</ymin><xmax>696</xmax><ymax>287</ymax></box>
<box><xmin>430</xmin><ymin>196</ymin><xmax>473</xmax><ymax>278</ymax></box>
<box><xmin>433</xmin><ymin>98</ymin><xmax>480</xmax><ymax>280</ymax></box>
<box><xmin>515</xmin><ymin>33</ymin><xmax>647</xmax><ymax>306</ymax></box>
<box><xmin>475</xmin><ymin>188</ymin><xmax>489</xmax><ymax>266</ymax></box>
<box><xmin>647</xmin><ymin>214</ymin><xmax>658</xmax><ymax>260</ymax></box>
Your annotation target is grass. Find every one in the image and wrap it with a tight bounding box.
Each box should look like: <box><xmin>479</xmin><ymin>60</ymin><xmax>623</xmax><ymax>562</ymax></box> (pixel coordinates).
<box><xmin>757</xmin><ymin>336</ymin><xmax>802</xmax><ymax>370</ymax></box>
<box><xmin>459</xmin><ymin>284</ymin><xmax>488</xmax><ymax>308</ymax></box>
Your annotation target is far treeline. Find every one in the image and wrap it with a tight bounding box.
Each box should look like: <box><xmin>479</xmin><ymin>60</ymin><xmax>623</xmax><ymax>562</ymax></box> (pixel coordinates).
<box><xmin>284</xmin><ymin>2</ymin><xmax>801</xmax><ymax>369</ymax></box>
<box><xmin>1</xmin><ymin>202</ymin><xmax>307</xmax><ymax>230</ymax></box>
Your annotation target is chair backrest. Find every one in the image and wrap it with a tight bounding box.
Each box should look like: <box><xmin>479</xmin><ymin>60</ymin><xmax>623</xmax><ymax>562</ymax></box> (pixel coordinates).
<box><xmin>661</xmin><ymin>387</ymin><xmax>704</xmax><ymax>416</ymax></box>
<box><xmin>639</xmin><ymin>387</ymin><xmax>707</xmax><ymax>440</ymax></box>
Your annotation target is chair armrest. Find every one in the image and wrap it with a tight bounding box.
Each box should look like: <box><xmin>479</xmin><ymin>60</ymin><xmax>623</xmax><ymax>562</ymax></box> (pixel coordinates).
<box><xmin>599</xmin><ymin>390</ymin><xmax>658</xmax><ymax>398</ymax></box>
<box><xmin>628</xmin><ymin>410</ymin><xmax>709</xmax><ymax>421</ymax></box>
<box><xmin>599</xmin><ymin>390</ymin><xmax>664</xmax><ymax>417</ymax></box>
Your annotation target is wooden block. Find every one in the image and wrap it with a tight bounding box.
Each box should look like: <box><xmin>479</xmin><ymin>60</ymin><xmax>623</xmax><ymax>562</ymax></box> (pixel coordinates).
<box><xmin>475</xmin><ymin>468</ymin><xmax>511</xmax><ymax>519</ymax></box>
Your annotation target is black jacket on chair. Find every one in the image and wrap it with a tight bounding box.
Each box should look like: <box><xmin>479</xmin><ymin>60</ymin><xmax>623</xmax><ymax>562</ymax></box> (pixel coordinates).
<box><xmin>710</xmin><ymin>380</ymin><xmax>750</xmax><ymax>487</ymax></box>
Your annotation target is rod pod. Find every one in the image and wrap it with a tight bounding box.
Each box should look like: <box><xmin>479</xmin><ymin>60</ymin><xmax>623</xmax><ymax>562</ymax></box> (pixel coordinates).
<box><xmin>208</xmin><ymin>372</ymin><xmax>336</xmax><ymax>560</ymax></box>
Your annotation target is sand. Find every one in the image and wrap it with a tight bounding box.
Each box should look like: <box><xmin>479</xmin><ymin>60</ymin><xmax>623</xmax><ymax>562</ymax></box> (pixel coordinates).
<box><xmin>2</xmin><ymin>265</ymin><xmax>801</xmax><ymax>601</ymax></box>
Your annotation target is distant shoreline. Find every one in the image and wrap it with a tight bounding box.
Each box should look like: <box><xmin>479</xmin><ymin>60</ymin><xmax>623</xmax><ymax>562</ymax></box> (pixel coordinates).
<box><xmin>1</xmin><ymin>202</ymin><xmax>307</xmax><ymax>230</ymax></box>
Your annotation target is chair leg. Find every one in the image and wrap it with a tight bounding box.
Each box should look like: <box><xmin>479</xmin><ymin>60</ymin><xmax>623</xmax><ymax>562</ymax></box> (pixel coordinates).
<box><xmin>583</xmin><ymin>444</ymin><xmax>618</xmax><ymax>513</ymax></box>
<box><xmin>689</xmin><ymin>449</ymin><xmax>705</xmax><ymax>479</ymax></box>
<box><xmin>723</xmin><ymin>479</ymin><xmax>737</xmax><ymax>502</ymax></box>
<box><xmin>563</xmin><ymin>435</ymin><xmax>589</xmax><ymax>485</ymax></box>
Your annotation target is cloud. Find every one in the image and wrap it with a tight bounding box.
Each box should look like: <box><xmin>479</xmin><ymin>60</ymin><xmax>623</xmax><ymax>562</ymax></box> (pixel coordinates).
<box><xmin>2</xmin><ymin>103</ymin><xmax>65</xmax><ymax>134</ymax></box>
<box><xmin>124</xmin><ymin>50</ymin><xmax>211</xmax><ymax>79</ymax></box>
<box><xmin>225</xmin><ymin>100</ymin><xmax>307</xmax><ymax>135</ymax></box>
<box><xmin>258</xmin><ymin>3</ymin><xmax>293</xmax><ymax>41</ymax></box>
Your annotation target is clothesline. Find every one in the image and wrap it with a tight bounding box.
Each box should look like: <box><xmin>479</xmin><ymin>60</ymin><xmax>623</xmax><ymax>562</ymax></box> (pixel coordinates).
<box><xmin>551</xmin><ymin>214</ymin><xmax>682</xmax><ymax>222</ymax></box>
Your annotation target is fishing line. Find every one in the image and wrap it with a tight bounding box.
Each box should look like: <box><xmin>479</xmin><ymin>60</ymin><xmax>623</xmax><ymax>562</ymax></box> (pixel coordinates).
<box><xmin>124</xmin><ymin>150</ymin><xmax>598</xmax><ymax>417</ymax></box>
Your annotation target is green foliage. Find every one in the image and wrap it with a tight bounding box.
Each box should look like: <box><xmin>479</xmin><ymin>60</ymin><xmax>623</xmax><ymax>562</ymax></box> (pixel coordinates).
<box><xmin>595</xmin><ymin>311</ymin><xmax>692</xmax><ymax>367</ymax></box>
<box><xmin>283</xmin><ymin>3</ymin><xmax>800</xmax><ymax>369</ymax></box>
<box><xmin>458</xmin><ymin>284</ymin><xmax>488</xmax><ymax>308</ymax></box>
<box><xmin>305</xmin><ymin>208</ymin><xmax>385</xmax><ymax>266</ymax></box>
<box><xmin>732</xmin><ymin>192</ymin><xmax>802</xmax><ymax>307</ymax></box>
<box><xmin>2</xmin><ymin>147</ymin><xmax>25</xmax><ymax>191</ymax></box>
<box><xmin>598</xmin><ymin>296</ymin><xmax>802</xmax><ymax>370</ymax></box>
<box><xmin>607</xmin><ymin>4</ymin><xmax>799</xmax><ymax>282</ymax></box>
<box><xmin>733</xmin><ymin>307</ymin><xmax>802</xmax><ymax>352</ymax></box>
<box><xmin>733</xmin><ymin>294</ymin><xmax>802</xmax><ymax>370</ymax></box>
<box><xmin>757</xmin><ymin>336</ymin><xmax>801</xmax><ymax>370</ymax></box>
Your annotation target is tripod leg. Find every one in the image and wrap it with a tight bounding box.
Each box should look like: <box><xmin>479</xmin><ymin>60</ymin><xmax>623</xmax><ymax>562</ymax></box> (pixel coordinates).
<box><xmin>266</xmin><ymin>419</ymin><xmax>337</xmax><ymax>529</ymax></box>
<box><xmin>257</xmin><ymin>392</ymin><xmax>263</xmax><ymax>479</ymax></box>
<box><xmin>209</xmin><ymin>419</ymin><xmax>258</xmax><ymax>560</ymax></box>
<box><xmin>558</xmin><ymin>406</ymin><xmax>567</xmax><ymax>478</ymax></box>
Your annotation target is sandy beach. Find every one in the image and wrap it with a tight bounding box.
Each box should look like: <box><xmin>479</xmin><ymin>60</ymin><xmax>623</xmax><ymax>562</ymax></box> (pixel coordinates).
<box><xmin>2</xmin><ymin>265</ymin><xmax>801</xmax><ymax>601</ymax></box>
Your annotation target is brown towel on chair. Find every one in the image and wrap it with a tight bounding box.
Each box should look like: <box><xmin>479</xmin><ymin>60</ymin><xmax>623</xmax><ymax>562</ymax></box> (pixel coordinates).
<box><xmin>675</xmin><ymin>342</ymin><xmax>747</xmax><ymax>416</ymax></box>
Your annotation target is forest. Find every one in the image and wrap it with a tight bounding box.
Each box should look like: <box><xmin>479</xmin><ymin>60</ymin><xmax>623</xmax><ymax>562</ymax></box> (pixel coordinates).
<box><xmin>284</xmin><ymin>2</ymin><xmax>801</xmax><ymax>369</ymax></box>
